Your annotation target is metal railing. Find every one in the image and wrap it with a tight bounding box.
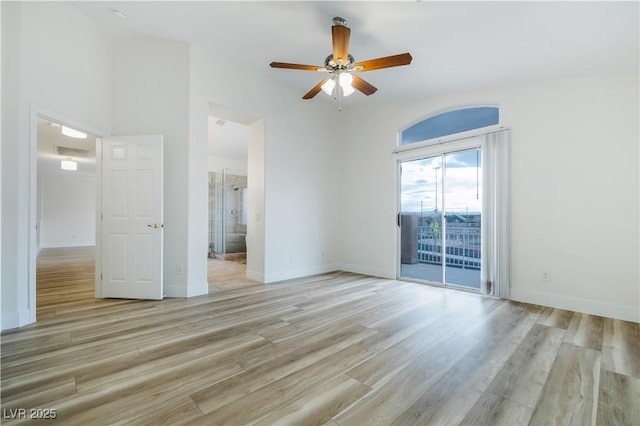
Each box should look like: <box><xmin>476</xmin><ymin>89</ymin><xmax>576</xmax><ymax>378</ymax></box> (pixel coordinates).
<box><xmin>417</xmin><ymin>226</ymin><xmax>481</xmax><ymax>270</ymax></box>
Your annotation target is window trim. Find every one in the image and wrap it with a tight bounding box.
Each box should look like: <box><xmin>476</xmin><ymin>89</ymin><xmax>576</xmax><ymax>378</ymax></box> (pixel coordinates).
<box><xmin>393</xmin><ymin>124</ymin><xmax>506</xmax><ymax>155</ymax></box>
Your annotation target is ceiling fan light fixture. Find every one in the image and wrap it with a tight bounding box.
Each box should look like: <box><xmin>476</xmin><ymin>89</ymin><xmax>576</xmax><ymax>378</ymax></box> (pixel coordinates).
<box><xmin>339</xmin><ymin>72</ymin><xmax>355</xmax><ymax>96</ymax></box>
<box><xmin>321</xmin><ymin>78</ymin><xmax>336</xmax><ymax>96</ymax></box>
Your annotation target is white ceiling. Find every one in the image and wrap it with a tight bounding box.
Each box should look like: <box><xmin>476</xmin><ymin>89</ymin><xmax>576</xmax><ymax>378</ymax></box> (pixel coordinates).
<box><xmin>73</xmin><ymin>1</ymin><xmax>638</xmax><ymax>103</ymax></box>
<box><xmin>37</xmin><ymin>1</ymin><xmax>638</xmax><ymax>174</ymax></box>
<box><xmin>208</xmin><ymin>116</ymin><xmax>249</xmax><ymax>160</ymax></box>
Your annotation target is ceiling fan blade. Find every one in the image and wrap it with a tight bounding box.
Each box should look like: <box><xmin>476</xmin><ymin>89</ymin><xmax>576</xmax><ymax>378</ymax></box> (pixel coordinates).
<box><xmin>351</xmin><ymin>75</ymin><xmax>378</xmax><ymax>96</ymax></box>
<box><xmin>332</xmin><ymin>24</ymin><xmax>351</xmax><ymax>66</ymax></box>
<box><xmin>303</xmin><ymin>78</ymin><xmax>329</xmax><ymax>99</ymax></box>
<box><xmin>353</xmin><ymin>53</ymin><xmax>412</xmax><ymax>72</ymax></box>
<box><xmin>270</xmin><ymin>62</ymin><xmax>323</xmax><ymax>71</ymax></box>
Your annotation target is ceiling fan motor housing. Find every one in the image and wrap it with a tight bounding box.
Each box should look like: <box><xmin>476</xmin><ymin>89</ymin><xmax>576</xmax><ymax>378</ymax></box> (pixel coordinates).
<box><xmin>324</xmin><ymin>53</ymin><xmax>355</xmax><ymax>71</ymax></box>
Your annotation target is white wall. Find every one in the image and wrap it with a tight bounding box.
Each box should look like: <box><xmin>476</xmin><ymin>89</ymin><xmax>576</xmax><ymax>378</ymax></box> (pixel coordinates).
<box><xmin>5</xmin><ymin>3</ymin><xmax>634</xmax><ymax>332</ymax></box>
<box><xmin>111</xmin><ymin>37</ymin><xmax>199</xmax><ymax>297</ymax></box>
<box><xmin>340</xmin><ymin>69</ymin><xmax>639</xmax><ymax>322</ymax></box>
<box><xmin>39</xmin><ymin>175</ymin><xmax>96</xmax><ymax>248</ymax></box>
<box><xmin>1</xmin><ymin>2</ymin><xmax>111</xmax><ymax>329</ymax></box>
<box><xmin>208</xmin><ymin>156</ymin><xmax>247</xmax><ymax>175</ymax></box>
<box><xmin>2</xmin><ymin>3</ymin><xmax>344</xmax><ymax>327</ymax></box>
<box><xmin>246</xmin><ymin>120</ymin><xmax>266</xmax><ymax>281</ymax></box>
<box><xmin>0</xmin><ymin>0</ymin><xmax>5</xmax><ymax>332</ymax></box>
<box><xmin>189</xmin><ymin>44</ymin><xmax>342</xmax><ymax>283</ymax></box>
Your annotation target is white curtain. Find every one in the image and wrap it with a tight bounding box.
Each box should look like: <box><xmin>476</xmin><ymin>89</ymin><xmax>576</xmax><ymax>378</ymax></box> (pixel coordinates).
<box><xmin>481</xmin><ymin>129</ymin><xmax>510</xmax><ymax>298</ymax></box>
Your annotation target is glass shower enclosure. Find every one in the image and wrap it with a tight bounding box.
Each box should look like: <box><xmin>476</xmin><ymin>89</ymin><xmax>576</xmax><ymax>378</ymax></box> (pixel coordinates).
<box><xmin>208</xmin><ymin>169</ymin><xmax>248</xmax><ymax>261</ymax></box>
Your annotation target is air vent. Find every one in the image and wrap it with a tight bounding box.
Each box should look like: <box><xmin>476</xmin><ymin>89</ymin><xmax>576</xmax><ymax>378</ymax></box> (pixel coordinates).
<box><xmin>55</xmin><ymin>146</ymin><xmax>92</xmax><ymax>158</ymax></box>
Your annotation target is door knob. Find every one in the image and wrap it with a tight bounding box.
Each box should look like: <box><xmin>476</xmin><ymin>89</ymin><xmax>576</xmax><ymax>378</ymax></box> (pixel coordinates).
<box><xmin>147</xmin><ymin>223</ymin><xmax>163</xmax><ymax>229</ymax></box>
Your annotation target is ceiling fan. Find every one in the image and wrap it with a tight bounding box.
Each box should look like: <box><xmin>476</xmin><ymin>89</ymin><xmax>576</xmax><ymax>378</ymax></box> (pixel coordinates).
<box><xmin>270</xmin><ymin>16</ymin><xmax>412</xmax><ymax>108</ymax></box>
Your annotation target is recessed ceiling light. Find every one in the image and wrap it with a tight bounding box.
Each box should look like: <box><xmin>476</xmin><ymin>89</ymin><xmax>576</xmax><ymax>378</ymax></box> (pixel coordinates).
<box><xmin>61</xmin><ymin>126</ymin><xmax>87</xmax><ymax>139</ymax></box>
<box><xmin>61</xmin><ymin>158</ymin><xmax>77</xmax><ymax>171</ymax></box>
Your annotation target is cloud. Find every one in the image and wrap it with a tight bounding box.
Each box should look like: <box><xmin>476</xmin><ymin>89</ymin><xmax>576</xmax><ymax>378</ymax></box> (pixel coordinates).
<box><xmin>445</xmin><ymin>150</ymin><xmax>481</xmax><ymax>169</ymax></box>
<box><xmin>401</xmin><ymin>151</ymin><xmax>481</xmax><ymax>213</ymax></box>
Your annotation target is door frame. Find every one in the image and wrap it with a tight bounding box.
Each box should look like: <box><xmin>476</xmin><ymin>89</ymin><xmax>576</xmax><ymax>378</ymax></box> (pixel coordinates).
<box><xmin>28</xmin><ymin>104</ymin><xmax>106</xmax><ymax>322</ymax></box>
<box><xmin>395</xmin><ymin>134</ymin><xmax>484</xmax><ymax>290</ymax></box>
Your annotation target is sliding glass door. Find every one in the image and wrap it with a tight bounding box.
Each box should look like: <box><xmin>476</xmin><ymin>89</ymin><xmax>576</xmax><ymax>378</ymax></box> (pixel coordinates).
<box><xmin>442</xmin><ymin>150</ymin><xmax>482</xmax><ymax>288</ymax></box>
<box><xmin>399</xmin><ymin>148</ymin><xmax>481</xmax><ymax>290</ymax></box>
<box><xmin>400</xmin><ymin>155</ymin><xmax>444</xmax><ymax>284</ymax></box>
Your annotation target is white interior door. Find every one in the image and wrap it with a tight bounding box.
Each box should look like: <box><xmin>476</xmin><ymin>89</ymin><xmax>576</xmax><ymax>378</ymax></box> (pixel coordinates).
<box><xmin>100</xmin><ymin>135</ymin><xmax>163</xmax><ymax>299</ymax></box>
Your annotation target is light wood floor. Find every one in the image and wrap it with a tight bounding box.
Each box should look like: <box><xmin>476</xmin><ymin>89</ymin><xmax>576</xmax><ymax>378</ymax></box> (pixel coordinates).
<box><xmin>1</xmin><ymin>247</ymin><xmax>638</xmax><ymax>425</ymax></box>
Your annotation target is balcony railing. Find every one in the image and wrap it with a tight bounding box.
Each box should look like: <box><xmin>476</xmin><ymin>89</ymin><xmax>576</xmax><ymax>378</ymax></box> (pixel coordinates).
<box><xmin>417</xmin><ymin>226</ymin><xmax>481</xmax><ymax>270</ymax></box>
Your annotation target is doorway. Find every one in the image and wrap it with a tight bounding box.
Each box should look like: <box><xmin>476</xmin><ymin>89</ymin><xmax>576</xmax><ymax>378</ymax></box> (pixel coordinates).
<box><xmin>209</xmin><ymin>168</ymin><xmax>248</xmax><ymax>262</ymax></box>
<box><xmin>399</xmin><ymin>146</ymin><xmax>482</xmax><ymax>290</ymax></box>
<box><xmin>207</xmin><ymin>116</ymin><xmax>249</xmax><ymax>269</ymax></box>
<box><xmin>33</xmin><ymin>113</ymin><xmax>100</xmax><ymax>319</ymax></box>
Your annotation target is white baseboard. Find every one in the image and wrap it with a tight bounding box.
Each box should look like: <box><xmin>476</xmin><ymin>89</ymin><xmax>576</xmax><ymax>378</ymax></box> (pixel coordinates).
<box><xmin>246</xmin><ymin>269</ymin><xmax>264</xmax><ymax>283</ymax></box>
<box><xmin>41</xmin><ymin>242</ymin><xmax>95</xmax><ymax>248</ymax></box>
<box><xmin>163</xmin><ymin>284</ymin><xmax>187</xmax><ymax>298</ymax></box>
<box><xmin>1</xmin><ymin>309</ymin><xmax>33</xmax><ymax>332</ymax></box>
<box><xmin>163</xmin><ymin>281</ymin><xmax>208</xmax><ymax>298</ymax></box>
<box><xmin>339</xmin><ymin>263</ymin><xmax>395</xmax><ymax>280</ymax></box>
<box><xmin>510</xmin><ymin>288</ymin><xmax>639</xmax><ymax>323</ymax></box>
<box><xmin>186</xmin><ymin>281</ymin><xmax>208</xmax><ymax>297</ymax></box>
<box><xmin>263</xmin><ymin>263</ymin><xmax>341</xmax><ymax>284</ymax></box>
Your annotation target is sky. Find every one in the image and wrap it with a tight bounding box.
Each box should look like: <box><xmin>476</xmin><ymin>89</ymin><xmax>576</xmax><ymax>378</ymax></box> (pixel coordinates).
<box><xmin>401</xmin><ymin>149</ymin><xmax>482</xmax><ymax>214</ymax></box>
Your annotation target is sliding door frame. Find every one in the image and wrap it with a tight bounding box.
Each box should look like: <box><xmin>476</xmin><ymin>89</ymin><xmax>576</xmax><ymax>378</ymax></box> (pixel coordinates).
<box><xmin>396</xmin><ymin>135</ymin><xmax>484</xmax><ymax>292</ymax></box>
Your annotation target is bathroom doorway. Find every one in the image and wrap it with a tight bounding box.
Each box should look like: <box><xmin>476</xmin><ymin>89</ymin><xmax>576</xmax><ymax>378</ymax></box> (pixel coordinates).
<box><xmin>208</xmin><ymin>116</ymin><xmax>248</xmax><ymax>264</ymax></box>
<box><xmin>209</xmin><ymin>168</ymin><xmax>248</xmax><ymax>262</ymax></box>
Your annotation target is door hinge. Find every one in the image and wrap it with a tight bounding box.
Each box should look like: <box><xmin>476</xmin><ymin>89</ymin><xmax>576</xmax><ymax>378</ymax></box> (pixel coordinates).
<box><xmin>100</xmin><ymin>273</ymin><xmax>103</xmax><ymax>281</ymax></box>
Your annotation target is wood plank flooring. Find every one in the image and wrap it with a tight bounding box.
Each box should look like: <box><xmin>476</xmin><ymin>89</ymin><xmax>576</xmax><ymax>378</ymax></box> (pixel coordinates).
<box><xmin>1</xmin><ymin>247</ymin><xmax>638</xmax><ymax>425</ymax></box>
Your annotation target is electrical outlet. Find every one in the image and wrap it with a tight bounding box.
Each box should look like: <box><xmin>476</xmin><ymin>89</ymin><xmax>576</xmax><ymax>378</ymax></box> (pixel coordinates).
<box><xmin>542</xmin><ymin>270</ymin><xmax>551</xmax><ymax>282</ymax></box>
<box><xmin>176</xmin><ymin>264</ymin><xmax>183</xmax><ymax>274</ymax></box>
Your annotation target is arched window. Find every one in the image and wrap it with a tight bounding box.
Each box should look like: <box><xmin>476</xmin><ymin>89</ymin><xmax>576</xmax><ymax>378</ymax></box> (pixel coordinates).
<box><xmin>401</xmin><ymin>106</ymin><xmax>499</xmax><ymax>145</ymax></box>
